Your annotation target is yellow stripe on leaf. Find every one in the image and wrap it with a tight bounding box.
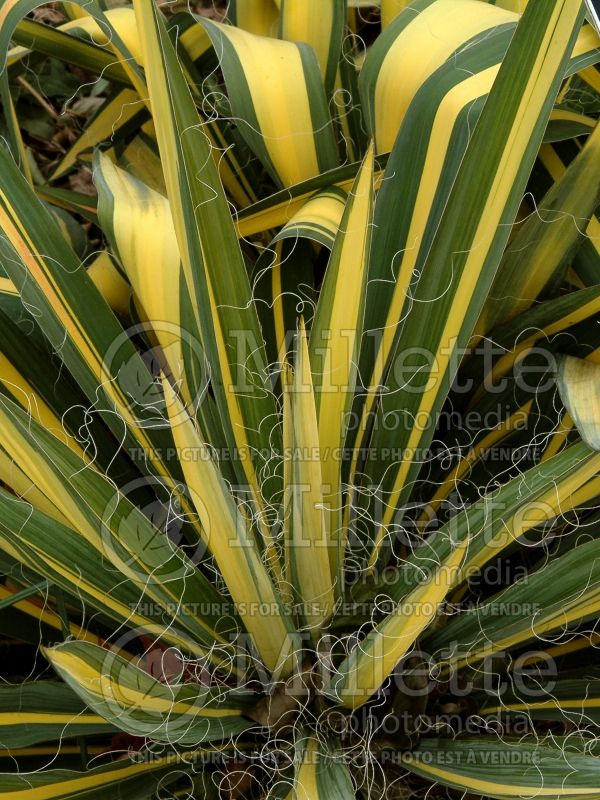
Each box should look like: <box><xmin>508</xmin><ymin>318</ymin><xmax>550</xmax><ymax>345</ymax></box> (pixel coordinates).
<box><xmin>46</xmin><ymin>642</ymin><xmax>249</xmax><ymax>746</ymax></box>
<box><xmin>371</xmin><ymin>0</ymin><xmax>587</xmax><ymax>554</ymax></box>
<box><xmin>94</xmin><ymin>154</ymin><xmax>191</xmax><ymax>403</ymax></box>
<box><xmin>309</xmin><ymin>147</ymin><xmax>375</xmax><ymax>584</ymax></box>
<box><xmin>86</xmin><ymin>250</ymin><xmax>132</xmax><ymax>317</ymax></box>
<box><xmin>380</xmin><ymin>0</ymin><xmax>412</xmax><ymax>28</ymax></box>
<box><xmin>557</xmin><ymin>356</ymin><xmax>600</xmax><ymax>450</ymax></box>
<box><xmin>229</xmin><ymin>0</ymin><xmax>279</xmax><ymax>36</ymax></box>
<box><xmin>285</xmin><ymin>322</ymin><xmax>335</xmax><ymax>631</ymax></box>
<box><xmin>365</xmin><ymin>0</ymin><xmax>516</xmax><ymax>153</ymax></box>
<box><xmin>162</xmin><ymin>378</ymin><xmax>296</xmax><ymax>675</ymax></box>
<box><xmin>334</xmin><ymin>540</ymin><xmax>467</xmax><ymax>709</ymax></box>
<box><xmin>201</xmin><ymin>19</ymin><xmax>338</xmax><ymax>187</ymax></box>
<box><xmin>279</xmin><ymin>0</ymin><xmax>344</xmax><ymax>91</ymax></box>
<box><xmin>274</xmin><ymin>188</ymin><xmax>346</xmax><ymax>249</ymax></box>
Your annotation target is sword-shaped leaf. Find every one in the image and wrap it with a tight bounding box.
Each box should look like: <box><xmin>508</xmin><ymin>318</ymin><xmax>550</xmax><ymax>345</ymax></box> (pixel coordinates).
<box><xmin>133</xmin><ymin>0</ymin><xmax>281</xmax><ymax>515</ymax></box>
<box><xmin>403</xmin><ymin>737</ymin><xmax>600</xmax><ymax>800</ymax></box>
<box><xmin>200</xmin><ymin>17</ymin><xmax>338</xmax><ymax>187</ymax></box>
<box><xmin>0</xmin><ymin>145</ymin><xmax>183</xmax><ymax>490</ymax></box>
<box><xmin>309</xmin><ymin>147</ymin><xmax>374</xmax><ymax>583</ymax></box>
<box><xmin>0</xmin><ymin>746</ymin><xmax>215</xmax><ymax>799</ymax></box>
<box><xmin>46</xmin><ymin>641</ymin><xmax>253</xmax><ymax>746</ymax></box>
<box><xmin>363</xmin><ymin>0</ymin><xmax>586</xmax><ymax>563</ymax></box>
<box><xmin>0</xmin><ymin>682</ymin><xmax>115</xmax><ymax>748</ymax></box>
<box><xmin>161</xmin><ymin>378</ymin><xmax>297</xmax><ymax>675</ymax></box>
<box><xmin>483</xmin><ymin>120</ymin><xmax>600</xmax><ymax>332</ymax></box>
<box><xmin>330</xmin><ymin>540</ymin><xmax>466</xmax><ymax>709</ymax></box>
<box><xmin>427</xmin><ymin>537</ymin><xmax>600</xmax><ymax>665</ymax></box>
<box><xmin>279</xmin><ymin>0</ymin><xmax>346</xmax><ymax>94</ymax></box>
<box><xmin>0</xmin><ymin>393</ymin><xmax>232</xmax><ymax>659</ymax></box>
<box><xmin>285</xmin><ymin>322</ymin><xmax>335</xmax><ymax>631</ymax></box>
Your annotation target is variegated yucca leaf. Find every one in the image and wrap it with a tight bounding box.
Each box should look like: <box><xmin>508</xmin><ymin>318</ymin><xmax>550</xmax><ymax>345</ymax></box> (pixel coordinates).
<box><xmin>161</xmin><ymin>377</ymin><xmax>297</xmax><ymax>675</ymax></box>
<box><xmin>482</xmin><ymin>119</ymin><xmax>600</xmax><ymax>332</ymax></box>
<box><xmin>199</xmin><ymin>17</ymin><xmax>339</xmax><ymax>187</ymax></box>
<box><xmin>0</xmin><ymin>0</ymin><xmax>599</xmax><ymax>797</ymax></box>
<box><xmin>0</xmin><ymin>681</ymin><xmax>116</xmax><ymax>747</ymax></box>
<box><xmin>46</xmin><ymin>641</ymin><xmax>253</xmax><ymax>745</ymax></box>
<box><xmin>309</xmin><ymin>146</ymin><xmax>374</xmax><ymax>585</ymax></box>
<box><xmin>0</xmin><ymin>746</ymin><xmax>229</xmax><ymax>799</ymax></box>
<box><xmin>284</xmin><ymin>321</ymin><xmax>335</xmax><ymax>631</ymax></box>
<box><xmin>403</xmin><ymin>737</ymin><xmax>600</xmax><ymax>799</ymax></box>
<box><xmin>133</xmin><ymin>0</ymin><xmax>282</xmax><ymax>517</ymax></box>
<box><xmin>293</xmin><ymin>735</ymin><xmax>354</xmax><ymax>799</ymax></box>
<box><xmin>330</xmin><ymin>539</ymin><xmax>467</xmax><ymax>709</ymax></box>
<box><xmin>426</xmin><ymin>535</ymin><xmax>600</xmax><ymax>665</ymax></box>
<box><xmin>357</xmin><ymin>0</ymin><xmax>587</xmax><ymax>568</ymax></box>
<box><xmin>479</xmin><ymin>667</ymin><xmax>600</xmax><ymax>723</ymax></box>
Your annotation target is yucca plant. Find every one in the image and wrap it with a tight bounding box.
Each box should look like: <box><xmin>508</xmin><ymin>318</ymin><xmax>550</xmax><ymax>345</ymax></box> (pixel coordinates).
<box><xmin>0</xmin><ymin>0</ymin><xmax>600</xmax><ymax>797</ymax></box>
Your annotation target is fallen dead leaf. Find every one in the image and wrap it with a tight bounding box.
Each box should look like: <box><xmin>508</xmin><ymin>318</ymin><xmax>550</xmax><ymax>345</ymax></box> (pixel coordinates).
<box><xmin>69</xmin><ymin>165</ymin><xmax>97</xmax><ymax>197</ymax></box>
